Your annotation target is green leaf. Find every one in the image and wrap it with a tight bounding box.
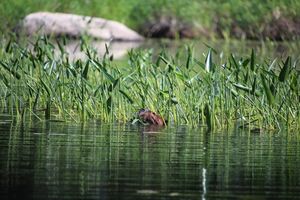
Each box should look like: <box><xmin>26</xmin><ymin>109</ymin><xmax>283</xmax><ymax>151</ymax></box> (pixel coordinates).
<box><xmin>205</xmin><ymin>48</ymin><xmax>213</xmax><ymax>72</ymax></box>
<box><xmin>174</xmin><ymin>70</ymin><xmax>185</xmax><ymax>81</ymax></box>
<box><xmin>171</xmin><ymin>97</ymin><xmax>178</xmax><ymax>104</ymax></box>
<box><xmin>131</xmin><ymin>118</ymin><xmax>140</xmax><ymax>125</ymax></box>
<box><xmin>158</xmin><ymin>56</ymin><xmax>175</xmax><ymax>73</ymax></box>
<box><xmin>193</xmin><ymin>58</ymin><xmax>205</xmax><ymax>69</ymax></box>
<box><xmin>40</xmin><ymin>78</ymin><xmax>51</xmax><ymax>96</ymax></box>
<box><xmin>278</xmin><ymin>56</ymin><xmax>291</xmax><ymax>82</ymax></box>
<box><xmin>67</xmin><ymin>65</ymin><xmax>77</xmax><ymax>78</ymax></box>
<box><xmin>82</xmin><ymin>61</ymin><xmax>89</xmax><ymax>80</ymax></box>
<box><xmin>251</xmin><ymin>76</ymin><xmax>257</xmax><ymax>95</ymax></box>
<box><xmin>105</xmin><ymin>43</ymin><xmax>110</xmax><ymax>55</ymax></box>
<box><xmin>268</xmin><ymin>58</ymin><xmax>277</xmax><ymax>71</ymax></box>
<box><xmin>0</xmin><ymin>60</ymin><xmax>21</xmax><ymax>79</ymax></box>
<box><xmin>203</xmin><ymin>43</ymin><xmax>217</xmax><ymax>54</ymax></box>
<box><xmin>56</xmin><ymin>39</ymin><xmax>65</xmax><ymax>55</ymax></box>
<box><xmin>250</xmin><ymin>49</ymin><xmax>255</xmax><ymax>71</ymax></box>
<box><xmin>108</xmin><ymin>78</ymin><xmax>119</xmax><ymax>92</ymax></box>
<box><xmin>5</xmin><ymin>38</ymin><xmax>12</xmax><ymax>53</ymax></box>
<box><xmin>119</xmin><ymin>89</ymin><xmax>134</xmax><ymax>104</ymax></box>
<box><xmin>86</xmin><ymin>48</ymin><xmax>92</xmax><ymax>59</ymax></box>
<box><xmin>204</xmin><ymin>104</ymin><xmax>212</xmax><ymax>132</ymax></box>
<box><xmin>185</xmin><ymin>46</ymin><xmax>193</xmax><ymax>69</ymax></box>
<box><xmin>231</xmin><ymin>54</ymin><xmax>239</xmax><ymax>69</ymax></box>
<box><xmin>232</xmin><ymin>83</ymin><xmax>252</xmax><ymax>93</ymax></box>
<box><xmin>242</xmin><ymin>58</ymin><xmax>250</xmax><ymax>68</ymax></box>
<box><xmin>290</xmin><ymin>74</ymin><xmax>298</xmax><ymax>91</ymax></box>
<box><xmin>0</xmin><ymin>74</ymin><xmax>9</xmax><ymax>88</ymax></box>
<box><xmin>90</xmin><ymin>59</ymin><xmax>115</xmax><ymax>83</ymax></box>
<box><xmin>260</xmin><ymin>73</ymin><xmax>274</xmax><ymax>105</ymax></box>
<box><xmin>106</xmin><ymin>96</ymin><xmax>112</xmax><ymax>113</ymax></box>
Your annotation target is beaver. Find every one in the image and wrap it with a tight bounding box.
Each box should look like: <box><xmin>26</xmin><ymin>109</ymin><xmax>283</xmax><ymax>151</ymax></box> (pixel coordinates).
<box><xmin>138</xmin><ymin>108</ymin><xmax>166</xmax><ymax>126</ymax></box>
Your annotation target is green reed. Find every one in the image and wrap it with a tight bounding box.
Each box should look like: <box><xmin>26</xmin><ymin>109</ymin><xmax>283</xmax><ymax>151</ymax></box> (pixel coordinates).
<box><xmin>0</xmin><ymin>37</ymin><xmax>299</xmax><ymax>130</ymax></box>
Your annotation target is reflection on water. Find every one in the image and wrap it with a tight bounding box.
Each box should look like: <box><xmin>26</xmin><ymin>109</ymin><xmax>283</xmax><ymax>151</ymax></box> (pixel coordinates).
<box><xmin>26</xmin><ymin>38</ymin><xmax>300</xmax><ymax>61</ymax></box>
<box><xmin>140</xmin><ymin>39</ymin><xmax>300</xmax><ymax>62</ymax></box>
<box><xmin>0</xmin><ymin>116</ymin><xmax>300</xmax><ymax>199</ymax></box>
<box><xmin>54</xmin><ymin>40</ymin><xmax>142</xmax><ymax>60</ymax></box>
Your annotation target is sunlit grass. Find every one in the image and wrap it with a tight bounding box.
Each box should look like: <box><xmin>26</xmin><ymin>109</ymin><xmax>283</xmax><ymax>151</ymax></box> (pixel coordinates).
<box><xmin>0</xmin><ymin>37</ymin><xmax>299</xmax><ymax>130</ymax></box>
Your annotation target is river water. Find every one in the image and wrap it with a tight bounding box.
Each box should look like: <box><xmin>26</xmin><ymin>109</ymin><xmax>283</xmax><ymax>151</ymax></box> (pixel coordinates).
<box><xmin>0</xmin><ymin>114</ymin><xmax>299</xmax><ymax>200</ymax></box>
<box><xmin>26</xmin><ymin>38</ymin><xmax>300</xmax><ymax>61</ymax></box>
<box><xmin>1</xmin><ymin>38</ymin><xmax>300</xmax><ymax>199</ymax></box>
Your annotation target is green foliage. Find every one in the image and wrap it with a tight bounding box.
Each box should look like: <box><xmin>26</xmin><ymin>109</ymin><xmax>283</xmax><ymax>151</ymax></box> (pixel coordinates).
<box><xmin>1</xmin><ymin>0</ymin><xmax>300</xmax><ymax>36</ymax></box>
<box><xmin>0</xmin><ymin>37</ymin><xmax>299</xmax><ymax>130</ymax></box>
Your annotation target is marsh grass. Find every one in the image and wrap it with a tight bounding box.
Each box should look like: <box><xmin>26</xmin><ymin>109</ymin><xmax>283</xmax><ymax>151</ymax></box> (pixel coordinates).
<box><xmin>0</xmin><ymin>37</ymin><xmax>299</xmax><ymax>130</ymax></box>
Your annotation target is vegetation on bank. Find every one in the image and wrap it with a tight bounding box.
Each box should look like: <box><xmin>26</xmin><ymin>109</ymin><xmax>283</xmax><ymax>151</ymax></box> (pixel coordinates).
<box><xmin>1</xmin><ymin>0</ymin><xmax>300</xmax><ymax>40</ymax></box>
<box><xmin>0</xmin><ymin>37</ymin><xmax>299</xmax><ymax>130</ymax></box>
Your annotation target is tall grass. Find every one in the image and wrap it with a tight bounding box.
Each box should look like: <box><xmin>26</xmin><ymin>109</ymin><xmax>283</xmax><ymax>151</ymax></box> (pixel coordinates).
<box><xmin>0</xmin><ymin>37</ymin><xmax>299</xmax><ymax>130</ymax></box>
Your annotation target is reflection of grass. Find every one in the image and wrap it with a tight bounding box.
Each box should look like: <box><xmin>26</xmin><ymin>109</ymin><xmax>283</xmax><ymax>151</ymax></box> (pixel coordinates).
<box><xmin>0</xmin><ymin>37</ymin><xmax>299</xmax><ymax>130</ymax></box>
<box><xmin>1</xmin><ymin>0</ymin><xmax>300</xmax><ymax>38</ymax></box>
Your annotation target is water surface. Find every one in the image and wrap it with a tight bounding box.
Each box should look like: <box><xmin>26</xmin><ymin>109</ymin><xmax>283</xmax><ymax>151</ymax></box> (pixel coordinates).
<box><xmin>17</xmin><ymin>37</ymin><xmax>300</xmax><ymax>62</ymax></box>
<box><xmin>0</xmin><ymin>115</ymin><xmax>299</xmax><ymax>199</ymax></box>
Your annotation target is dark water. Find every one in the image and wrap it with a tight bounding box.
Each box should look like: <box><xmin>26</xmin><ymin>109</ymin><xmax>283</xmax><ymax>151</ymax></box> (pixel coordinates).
<box><xmin>0</xmin><ymin>116</ymin><xmax>300</xmax><ymax>200</ymax></box>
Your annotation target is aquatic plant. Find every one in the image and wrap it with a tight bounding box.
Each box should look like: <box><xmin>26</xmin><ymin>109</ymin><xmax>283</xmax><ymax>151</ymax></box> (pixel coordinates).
<box><xmin>0</xmin><ymin>37</ymin><xmax>299</xmax><ymax>130</ymax></box>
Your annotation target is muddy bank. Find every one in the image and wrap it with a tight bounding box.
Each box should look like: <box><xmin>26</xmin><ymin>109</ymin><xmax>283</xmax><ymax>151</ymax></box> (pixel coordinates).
<box><xmin>140</xmin><ymin>14</ymin><xmax>300</xmax><ymax>40</ymax></box>
<box><xmin>215</xmin><ymin>15</ymin><xmax>300</xmax><ymax>41</ymax></box>
<box><xmin>140</xmin><ymin>16</ymin><xmax>209</xmax><ymax>39</ymax></box>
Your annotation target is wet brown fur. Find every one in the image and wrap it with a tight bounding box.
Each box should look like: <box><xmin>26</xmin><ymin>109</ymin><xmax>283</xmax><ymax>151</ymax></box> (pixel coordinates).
<box><xmin>138</xmin><ymin>109</ymin><xmax>166</xmax><ymax>126</ymax></box>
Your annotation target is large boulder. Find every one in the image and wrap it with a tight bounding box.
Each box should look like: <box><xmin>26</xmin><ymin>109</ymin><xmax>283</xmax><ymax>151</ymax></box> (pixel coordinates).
<box><xmin>20</xmin><ymin>12</ymin><xmax>144</xmax><ymax>41</ymax></box>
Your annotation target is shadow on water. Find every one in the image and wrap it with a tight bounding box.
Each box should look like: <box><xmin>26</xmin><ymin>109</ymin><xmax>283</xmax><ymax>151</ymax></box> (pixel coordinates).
<box><xmin>0</xmin><ymin>115</ymin><xmax>300</xmax><ymax>199</ymax></box>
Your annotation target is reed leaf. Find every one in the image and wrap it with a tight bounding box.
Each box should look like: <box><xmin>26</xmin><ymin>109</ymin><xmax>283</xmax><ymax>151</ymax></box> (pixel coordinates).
<box><xmin>230</xmin><ymin>54</ymin><xmax>239</xmax><ymax>69</ymax></box>
<box><xmin>268</xmin><ymin>58</ymin><xmax>277</xmax><ymax>71</ymax></box>
<box><xmin>242</xmin><ymin>58</ymin><xmax>250</xmax><ymax>68</ymax></box>
<box><xmin>260</xmin><ymin>73</ymin><xmax>275</xmax><ymax>106</ymax></box>
<box><xmin>185</xmin><ymin>45</ymin><xmax>193</xmax><ymax>69</ymax></box>
<box><xmin>82</xmin><ymin>60</ymin><xmax>89</xmax><ymax>80</ymax></box>
<box><xmin>5</xmin><ymin>38</ymin><xmax>12</xmax><ymax>53</ymax></box>
<box><xmin>250</xmin><ymin>48</ymin><xmax>255</xmax><ymax>71</ymax></box>
<box><xmin>205</xmin><ymin>48</ymin><xmax>213</xmax><ymax>72</ymax></box>
<box><xmin>251</xmin><ymin>76</ymin><xmax>257</xmax><ymax>95</ymax></box>
<box><xmin>119</xmin><ymin>89</ymin><xmax>134</xmax><ymax>104</ymax></box>
<box><xmin>232</xmin><ymin>83</ymin><xmax>252</xmax><ymax>93</ymax></box>
<box><xmin>0</xmin><ymin>60</ymin><xmax>21</xmax><ymax>79</ymax></box>
<box><xmin>90</xmin><ymin>59</ymin><xmax>115</xmax><ymax>83</ymax></box>
<box><xmin>0</xmin><ymin>36</ymin><xmax>299</xmax><ymax>129</ymax></box>
<box><xmin>204</xmin><ymin>104</ymin><xmax>212</xmax><ymax>132</ymax></box>
<box><xmin>40</xmin><ymin>78</ymin><xmax>51</xmax><ymax>96</ymax></box>
<box><xmin>278</xmin><ymin>56</ymin><xmax>291</xmax><ymax>82</ymax></box>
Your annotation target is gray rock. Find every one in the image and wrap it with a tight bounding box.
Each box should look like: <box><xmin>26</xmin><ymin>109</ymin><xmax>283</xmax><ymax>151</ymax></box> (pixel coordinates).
<box><xmin>21</xmin><ymin>12</ymin><xmax>144</xmax><ymax>41</ymax></box>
